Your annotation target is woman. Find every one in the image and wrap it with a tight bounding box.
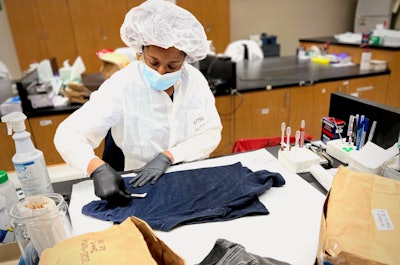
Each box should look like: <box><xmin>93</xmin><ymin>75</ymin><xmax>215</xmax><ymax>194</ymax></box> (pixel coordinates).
<box><xmin>54</xmin><ymin>0</ymin><xmax>222</xmax><ymax>203</ymax></box>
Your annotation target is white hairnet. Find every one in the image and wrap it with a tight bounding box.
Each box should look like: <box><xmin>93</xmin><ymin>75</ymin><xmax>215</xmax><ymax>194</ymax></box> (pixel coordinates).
<box><xmin>120</xmin><ymin>0</ymin><xmax>209</xmax><ymax>63</ymax></box>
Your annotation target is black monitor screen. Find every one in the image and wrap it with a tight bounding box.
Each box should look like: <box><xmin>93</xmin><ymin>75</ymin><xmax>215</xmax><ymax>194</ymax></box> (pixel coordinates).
<box><xmin>198</xmin><ymin>55</ymin><xmax>236</xmax><ymax>95</ymax></box>
<box><xmin>15</xmin><ymin>69</ymin><xmax>39</xmax><ymax>114</ymax></box>
<box><xmin>328</xmin><ymin>92</ymin><xmax>400</xmax><ymax>149</ymax></box>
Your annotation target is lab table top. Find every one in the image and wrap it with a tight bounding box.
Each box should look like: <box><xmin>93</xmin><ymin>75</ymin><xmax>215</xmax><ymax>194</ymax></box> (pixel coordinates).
<box><xmin>299</xmin><ymin>36</ymin><xmax>400</xmax><ymax>50</ymax></box>
<box><xmin>235</xmin><ymin>56</ymin><xmax>390</xmax><ymax>92</ymax></box>
<box><xmin>23</xmin><ymin>56</ymin><xmax>390</xmax><ymax>118</ymax></box>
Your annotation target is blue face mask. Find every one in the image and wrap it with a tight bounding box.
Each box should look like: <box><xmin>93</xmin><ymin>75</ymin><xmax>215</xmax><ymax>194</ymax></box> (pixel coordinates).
<box><xmin>142</xmin><ymin>63</ymin><xmax>182</xmax><ymax>91</ymax></box>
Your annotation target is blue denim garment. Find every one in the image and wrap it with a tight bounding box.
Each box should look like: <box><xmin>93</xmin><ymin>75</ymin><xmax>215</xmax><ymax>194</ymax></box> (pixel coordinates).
<box><xmin>197</xmin><ymin>239</ymin><xmax>291</xmax><ymax>265</ymax></box>
<box><xmin>82</xmin><ymin>162</ymin><xmax>285</xmax><ymax>231</ymax></box>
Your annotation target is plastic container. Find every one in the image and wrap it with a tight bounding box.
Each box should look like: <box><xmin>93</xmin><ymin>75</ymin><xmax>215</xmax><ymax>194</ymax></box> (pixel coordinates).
<box><xmin>0</xmin><ymin>170</ymin><xmax>19</xmax><ymax>244</ymax></box>
<box><xmin>1</xmin><ymin>112</ymin><xmax>53</xmax><ymax>196</ymax></box>
<box><xmin>10</xmin><ymin>193</ymin><xmax>73</xmax><ymax>263</ymax></box>
<box><xmin>360</xmin><ymin>50</ymin><xmax>372</xmax><ymax>70</ymax></box>
<box><xmin>278</xmin><ymin>148</ymin><xmax>321</xmax><ymax>173</ymax></box>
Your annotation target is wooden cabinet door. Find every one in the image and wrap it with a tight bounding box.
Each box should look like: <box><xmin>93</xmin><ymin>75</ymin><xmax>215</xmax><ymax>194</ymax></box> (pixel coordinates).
<box><xmin>176</xmin><ymin>0</ymin><xmax>230</xmax><ymax>54</ymax></box>
<box><xmin>288</xmin><ymin>85</ymin><xmax>316</xmax><ymax>139</ymax></box>
<box><xmin>212</xmin><ymin>94</ymin><xmax>236</xmax><ymax>156</ymax></box>
<box><xmin>35</xmin><ymin>0</ymin><xmax>78</xmax><ymax>71</ymax></box>
<box><xmin>4</xmin><ymin>0</ymin><xmax>78</xmax><ymax>73</ymax></box>
<box><xmin>347</xmin><ymin>75</ymin><xmax>389</xmax><ymax>104</ymax></box>
<box><xmin>28</xmin><ymin>114</ymin><xmax>69</xmax><ymax>166</ymax></box>
<box><xmin>4</xmin><ymin>0</ymin><xmax>47</xmax><ymax>71</ymax></box>
<box><xmin>310</xmin><ymin>81</ymin><xmax>343</xmax><ymax>139</ymax></box>
<box><xmin>68</xmin><ymin>0</ymin><xmax>128</xmax><ymax>73</ymax></box>
<box><xmin>125</xmin><ymin>0</ymin><xmax>144</xmax><ymax>9</ymax></box>
<box><xmin>234</xmin><ymin>88</ymin><xmax>290</xmax><ymax>140</ymax></box>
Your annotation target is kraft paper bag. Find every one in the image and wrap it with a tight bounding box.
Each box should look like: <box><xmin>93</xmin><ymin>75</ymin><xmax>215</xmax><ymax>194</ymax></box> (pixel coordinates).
<box><xmin>317</xmin><ymin>166</ymin><xmax>400</xmax><ymax>265</ymax></box>
<box><xmin>39</xmin><ymin>216</ymin><xmax>185</xmax><ymax>265</ymax></box>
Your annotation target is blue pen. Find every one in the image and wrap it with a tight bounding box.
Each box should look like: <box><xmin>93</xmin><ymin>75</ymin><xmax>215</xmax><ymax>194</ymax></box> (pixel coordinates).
<box><xmin>360</xmin><ymin>117</ymin><xmax>369</xmax><ymax>147</ymax></box>
<box><xmin>356</xmin><ymin>115</ymin><xmax>364</xmax><ymax>150</ymax></box>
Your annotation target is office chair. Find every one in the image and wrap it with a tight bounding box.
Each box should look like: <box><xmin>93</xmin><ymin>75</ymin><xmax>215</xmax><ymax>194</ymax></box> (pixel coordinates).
<box><xmin>224</xmin><ymin>40</ymin><xmax>264</xmax><ymax>62</ymax></box>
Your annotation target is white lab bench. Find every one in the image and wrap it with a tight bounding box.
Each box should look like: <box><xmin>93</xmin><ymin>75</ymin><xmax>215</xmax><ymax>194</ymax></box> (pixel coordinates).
<box><xmin>66</xmin><ymin>149</ymin><xmax>326</xmax><ymax>265</ymax></box>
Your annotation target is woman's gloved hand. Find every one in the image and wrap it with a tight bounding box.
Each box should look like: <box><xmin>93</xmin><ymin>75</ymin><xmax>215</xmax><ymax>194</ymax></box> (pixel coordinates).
<box><xmin>129</xmin><ymin>153</ymin><xmax>172</xmax><ymax>187</ymax></box>
<box><xmin>91</xmin><ymin>163</ymin><xmax>131</xmax><ymax>203</ymax></box>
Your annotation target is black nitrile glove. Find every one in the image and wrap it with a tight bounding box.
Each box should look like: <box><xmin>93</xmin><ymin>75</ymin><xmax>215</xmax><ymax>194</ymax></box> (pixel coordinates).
<box><xmin>129</xmin><ymin>153</ymin><xmax>172</xmax><ymax>187</ymax></box>
<box><xmin>91</xmin><ymin>163</ymin><xmax>131</xmax><ymax>203</ymax></box>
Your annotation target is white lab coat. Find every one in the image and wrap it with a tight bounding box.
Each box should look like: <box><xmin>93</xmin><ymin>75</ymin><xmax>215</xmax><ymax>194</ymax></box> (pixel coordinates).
<box><xmin>54</xmin><ymin>61</ymin><xmax>222</xmax><ymax>173</ymax></box>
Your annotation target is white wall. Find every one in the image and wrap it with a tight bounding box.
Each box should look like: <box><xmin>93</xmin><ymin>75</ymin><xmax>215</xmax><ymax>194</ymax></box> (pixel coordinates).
<box><xmin>0</xmin><ymin>0</ymin><xmax>21</xmax><ymax>79</ymax></box>
<box><xmin>230</xmin><ymin>0</ymin><xmax>358</xmax><ymax>56</ymax></box>
<box><xmin>0</xmin><ymin>0</ymin><xmax>359</xmax><ymax>79</ymax></box>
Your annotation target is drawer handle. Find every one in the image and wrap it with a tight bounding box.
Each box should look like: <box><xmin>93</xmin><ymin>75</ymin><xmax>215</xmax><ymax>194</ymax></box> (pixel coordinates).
<box><xmin>39</xmin><ymin>120</ymin><xmax>53</xmax><ymax>126</ymax></box>
<box><xmin>356</xmin><ymin>86</ymin><xmax>373</xmax><ymax>92</ymax></box>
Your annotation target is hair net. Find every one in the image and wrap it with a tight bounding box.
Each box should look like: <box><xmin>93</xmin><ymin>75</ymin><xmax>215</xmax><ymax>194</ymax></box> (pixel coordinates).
<box><xmin>120</xmin><ymin>0</ymin><xmax>209</xmax><ymax>63</ymax></box>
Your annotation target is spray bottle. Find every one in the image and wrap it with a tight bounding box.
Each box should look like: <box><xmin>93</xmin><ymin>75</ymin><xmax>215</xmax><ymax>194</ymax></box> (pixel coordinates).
<box><xmin>1</xmin><ymin>111</ymin><xmax>53</xmax><ymax>196</ymax></box>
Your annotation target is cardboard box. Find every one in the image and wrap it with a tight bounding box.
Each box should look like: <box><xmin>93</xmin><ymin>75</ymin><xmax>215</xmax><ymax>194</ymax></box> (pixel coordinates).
<box><xmin>0</xmin><ymin>242</ymin><xmax>20</xmax><ymax>265</ymax></box>
<box><xmin>317</xmin><ymin>166</ymin><xmax>400</xmax><ymax>265</ymax></box>
<box><xmin>321</xmin><ymin>117</ymin><xmax>346</xmax><ymax>144</ymax></box>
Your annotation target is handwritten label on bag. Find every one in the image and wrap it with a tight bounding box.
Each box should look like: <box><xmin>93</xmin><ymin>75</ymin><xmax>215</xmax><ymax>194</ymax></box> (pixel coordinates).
<box><xmin>372</xmin><ymin>209</ymin><xmax>394</xmax><ymax>231</ymax></box>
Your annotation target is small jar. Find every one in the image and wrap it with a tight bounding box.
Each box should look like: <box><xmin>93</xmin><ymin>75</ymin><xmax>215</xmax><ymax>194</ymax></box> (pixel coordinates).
<box><xmin>0</xmin><ymin>170</ymin><xmax>19</xmax><ymax>243</ymax></box>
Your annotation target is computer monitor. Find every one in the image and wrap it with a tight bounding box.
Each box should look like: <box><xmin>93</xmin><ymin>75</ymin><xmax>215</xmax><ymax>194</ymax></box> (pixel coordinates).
<box><xmin>198</xmin><ymin>54</ymin><xmax>236</xmax><ymax>95</ymax></box>
<box><xmin>15</xmin><ymin>69</ymin><xmax>39</xmax><ymax>114</ymax></box>
<box><xmin>328</xmin><ymin>92</ymin><xmax>400</xmax><ymax>149</ymax></box>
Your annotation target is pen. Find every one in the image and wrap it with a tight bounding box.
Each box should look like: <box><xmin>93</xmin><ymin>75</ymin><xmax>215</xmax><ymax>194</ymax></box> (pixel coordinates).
<box><xmin>360</xmin><ymin>117</ymin><xmax>369</xmax><ymax>147</ymax></box>
<box><xmin>356</xmin><ymin>115</ymin><xmax>364</xmax><ymax>150</ymax></box>
<box><xmin>299</xmin><ymin>120</ymin><xmax>305</xmax><ymax>148</ymax></box>
<box><xmin>367</xmin><ymin>120</ymin><xmax>377</xmax><ymax>142</ymax></box>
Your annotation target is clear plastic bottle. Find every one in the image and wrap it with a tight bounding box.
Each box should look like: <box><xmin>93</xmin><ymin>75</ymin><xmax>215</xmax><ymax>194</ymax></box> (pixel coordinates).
<box><xmin>0</xmin><ymin>170</ymin><xmax>18</xmax><ymax>243</ymax></box>
<box><xmin>1</xmin><ymin>112</ymin><xmax>53</xmax><ymax>196</ymax></box>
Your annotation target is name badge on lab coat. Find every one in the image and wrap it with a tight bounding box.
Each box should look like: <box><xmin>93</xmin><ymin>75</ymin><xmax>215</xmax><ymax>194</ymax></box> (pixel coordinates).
<box><xmin>187</xmin><ymin>109</ymin><xmax>206</xmax><ymax>134</ymax></box>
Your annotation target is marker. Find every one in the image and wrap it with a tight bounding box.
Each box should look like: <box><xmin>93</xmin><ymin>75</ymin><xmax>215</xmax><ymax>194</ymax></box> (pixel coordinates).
<box><xmin>367</xmin><ymin>120</ymin><xmax>377</xmax><ymax>142</ymax></box>
<box><xmin>356</xmin><ymin>115</ymin><xmax>364</xmax><ymax>150</ymax></box>
<box><xmin>299</xmin><ymin>120</ymin><xmax>305</xmax><ymax>147</ymax></box>
<box><xmin>360</xmin><ymin>117</ymin><xmax>369</xmax><ymax>147</ymax></box>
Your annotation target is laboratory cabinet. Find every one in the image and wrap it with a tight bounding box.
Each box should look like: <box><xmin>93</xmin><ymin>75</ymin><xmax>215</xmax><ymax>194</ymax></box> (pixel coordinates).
<box><xmin>300</xmin><ymin>39</ymin><xmax>400</xmax><ymax>108</ymax></box>
<box><xmin>5</xmin><ymin>0</ymin><xmax>230</xmax><ymax>74</ymax></box>
<box><xmin>176</xmin><ymin>0</ymin><xmax>230</xmax><ymax>54</ymax></box>
<box><xmin>212</xmin><ymin>88</ymin><xmax>291</xmax><ymax>156</ymax></box>
<box><xmin>4</xmin><ymin>0</ymin><xmax>78</xmax><ymax>73</ymax></box>
<box><xmin>28</xmin><ymin>114</ymin><xmax>70</xmax><ymax>166</ymax></box>
<box><xmin>68</xmin><ymin>0</ymin><xmax>131</xmax><ymax>73</ymax></box>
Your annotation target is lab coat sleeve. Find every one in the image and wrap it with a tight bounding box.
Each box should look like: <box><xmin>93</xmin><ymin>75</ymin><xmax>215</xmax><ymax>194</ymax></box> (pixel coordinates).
<box><xmin>54</xmin><ymin>78</ymin><xmax>124</xmax><ymax>173</ymax></box>
<box><xmin>168</xmin><ymin>76</ymin><xmax>222</xmax><ymax>164</ymax></box>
